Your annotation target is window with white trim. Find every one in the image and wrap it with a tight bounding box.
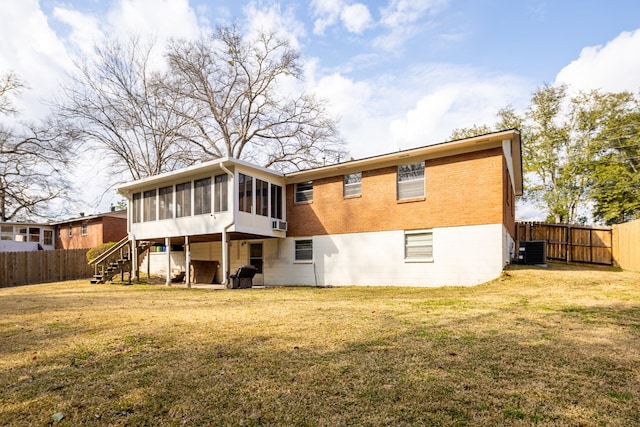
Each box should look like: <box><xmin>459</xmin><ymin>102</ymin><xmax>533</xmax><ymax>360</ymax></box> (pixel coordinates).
<box><xmin>239</xmin><ymin>173</ymin><xmax>253</xmax><ymax>213</ymax></box>
<box><xmin>256</xmin><ymin>179</ymin><xmax>269</xmax><ymax>217</ymax></box>
<box><xmin>81</xmin><ymin>223</ymin><xmax>88</xmax><ymax>236</ymax></box>
<box><xmin>0</xmin><ymin>225</ymin><xmax>12</xmax><ymax>241</ymax></box>
<box><xmin>344</xmin><ymin>172</ymin><xmax>362</xmax><ymax>197</ymax></box>
<box><xmin>404</xmin><ymin>230</ymin><xmax>433</xmax><ymax>261</ymax></box>
<box><xmin>43</xmin><ymin>230</ymin><xmax>53</xmax><ymax>246</ymax></box>
<box><xmin>214</xmin><ymin>174</ymin><xmax>228</xmax><ymax>212</ymax></box>
<box><xmin>295</xmin><ymin>181</ymin><xmax>313</xmax><ymax>203</ymax></box>
<box><xmin>271</xmin><ymin>184</ymin><xmax>282</xmax><ymax>219</ymax></box>
<box><xmin>295</xmin><ymin>239</ymin><xmax>313</xmax><ymax>262</ymax></box>
<box><xmin>29</xmin><ymin>227</ymin><xmax>40</xmax><ymax>242</ymax></box>
<box><xmin>175</xmin><ymin>182</ymin><xmax>191</xmax><ymax>218</ymax></box>
<box><xmin>398</xmin><ymin>161</ymin><xmax>425</xmax><ymax>200</ymax></box>
<box><xmin>132</xmin><ymin>192</ymin><xmax>142</xmax><ymax>223</ymax></box>
<box><xmin>159</xmin><ymin>186</ymin><xmax>174</xmax><ymax>220</ymax></box>
<box><xmin>143</xmin><ymin>189</ymin><xmax>157</xmax><ymax>222</ymax></box>
<box><xmin>194</xmin><ymin>177</ymin><xmax>212</xmax><ymax>215</ymax></box>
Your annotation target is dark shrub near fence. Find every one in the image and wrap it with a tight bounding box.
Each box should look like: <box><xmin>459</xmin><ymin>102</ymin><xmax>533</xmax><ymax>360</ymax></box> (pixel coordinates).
<box><xmin>0</xmin><ymin>249</ymin><xmax>92</xmax><ymax>288</ymax></box>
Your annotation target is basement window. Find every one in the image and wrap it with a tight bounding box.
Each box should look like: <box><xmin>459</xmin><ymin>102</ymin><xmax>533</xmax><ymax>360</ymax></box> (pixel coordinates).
<box><xmin>404</xmin><ymin>230</ymin><xmax>433</xmax><ymax>262</ymax></box>
<box><xmin>295</xmin><ymin>239</ymin><xmax>313</xmax><ymax>262</ymax></box>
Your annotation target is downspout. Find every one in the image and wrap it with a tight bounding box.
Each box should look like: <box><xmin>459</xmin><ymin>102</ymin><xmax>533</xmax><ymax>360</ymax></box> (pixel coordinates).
<box><xmin>219</xmin><ymin>162</ymin><xmax>235</xmax><ymax>288</ymax></box>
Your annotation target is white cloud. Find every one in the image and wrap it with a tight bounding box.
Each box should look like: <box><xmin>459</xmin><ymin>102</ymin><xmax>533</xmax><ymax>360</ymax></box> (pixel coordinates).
<box><xmin>311</xmin><ymin>0</ymin><xmax>372</xmax><ymax>35</ymax></box>
<box><xmin>52</xmin><ymin>8</ymin><xmax>103</xmax><ymax>55</ymax></box>
<box><xmin>243</xmin><ymin>1</ymin><xmax>306</xmax><ymax>49</ymax></box>
<box><xmin>106</xmin><ymin>0</ymin><xmax>201</xmax><ymax>43</ymax></box>
<box><xmin>0</xmin><ymin>0</ymin><xmax>72</xmax><ymax>119</ymax></box>
<box><xmin>310</xmin><ymin>63</ymin><xmax>529</xmax><ymax>159</ymax></box>
<box><xmin>555</xmin><ymin>29</ymin><xmax>640</xmax><ymax>93</ymax></box>
<box><xmin>374</xmin><ymin>0</ymin><xmax>448</xmax><ymax>51</ymax></box>
<box><xmin>340</xmin><ymin>4</ymin><xmax>372</xmax><ymax>34</ymax></box>
<box><xmin>311</xmin><ymin>0</ymin><xmax>343</xmax><ymax>35</ymax></box>
<box><xmin>388</xmin><ymin>68</ymin><xmax>528</xmax><ymax>150</ymax></box>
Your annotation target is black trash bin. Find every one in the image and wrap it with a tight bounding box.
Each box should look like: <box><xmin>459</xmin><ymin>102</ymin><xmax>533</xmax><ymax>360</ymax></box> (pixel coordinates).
<box><xmin>228</xmin><ymin>265</ymin><xmax>257</xmax><ymax>289</ymax></box>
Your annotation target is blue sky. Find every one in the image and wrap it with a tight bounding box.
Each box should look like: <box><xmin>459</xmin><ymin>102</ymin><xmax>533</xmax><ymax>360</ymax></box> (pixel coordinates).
<box><xmin>2</xmin><ymin>0</ymin><xmax>640</xmax><ymax>217</ymax></box>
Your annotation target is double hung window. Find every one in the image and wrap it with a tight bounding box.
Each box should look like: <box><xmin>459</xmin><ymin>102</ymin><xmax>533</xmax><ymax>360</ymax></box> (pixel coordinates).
<box><xmin>398</xmin><ymin>162</ymin><xmax>425</xmax><ymax>200</ymax></box>
<box><xmin>295</xmin><ymin>181</ymin><xmax>313</xmax><ymax>203</ymax></box>
<box><xmin>344</xmin><ymin>173</ymin><xmax>362</xmax><ymax>197</ymax></box>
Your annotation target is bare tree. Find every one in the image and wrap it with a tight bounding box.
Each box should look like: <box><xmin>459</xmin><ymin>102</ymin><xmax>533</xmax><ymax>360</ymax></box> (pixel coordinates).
<box><xmin>166</xmin><ymin>24</ymin><xmax>346</xmax><ymax>171</ymax></box>
<box><xmin>58</xmin><ymin>38</ymin><xmax>197</xmax><ymax>181</ymax></box>
<box><xmin>0</xmin><ymin>72</ymin><xmax>74</xmax><ymax>221</ymax></box>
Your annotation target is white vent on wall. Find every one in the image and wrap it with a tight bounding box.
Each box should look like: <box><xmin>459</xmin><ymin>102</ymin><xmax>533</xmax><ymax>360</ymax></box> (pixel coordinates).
<box><xmin>271</xmin><ymin>220</ymin><xmax>287</xmax><ymax>231</ymax></box>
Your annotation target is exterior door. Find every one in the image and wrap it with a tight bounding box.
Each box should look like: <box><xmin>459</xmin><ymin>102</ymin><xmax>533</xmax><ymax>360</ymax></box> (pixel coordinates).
<box><xmin>249</xmin><ymin>243</ymin><xmax>263</xmax><ymax>285</ymax></box>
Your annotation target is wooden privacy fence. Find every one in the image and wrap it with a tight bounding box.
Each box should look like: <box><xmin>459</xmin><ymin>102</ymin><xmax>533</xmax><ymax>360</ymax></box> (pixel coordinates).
<box><xmin>516</xmin><ymin>222</ymin><xmax>613</xmax><ymax>265</ymax></box>
<box><xmin>0</xmin><ymin>249</ymin><xmax>93</xmax><ymax>288</ymax></box>
<box><xmin>612</xmin><ymin>219</ymin><xmax>640</xmax><ymax>272</ymax></box>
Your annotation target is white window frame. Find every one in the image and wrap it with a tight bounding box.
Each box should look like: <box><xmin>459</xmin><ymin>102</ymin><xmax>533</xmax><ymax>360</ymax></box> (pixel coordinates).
<box><xmin>404</xmin><ymin>230</ymin><xmax>433</xmax><ymax>262</ymax></box>
<box><xmin>194</xmin><ymin>177</ymin><xmax>212</xmax><ymax>215</ymax></box>
<box><xmin>43</xmin><ymin>230</ymin><xmax>53</xmax><ymax>246</ymax></box>
<box><xmin>294</xmin><ymin>239</ymin><xmax>313</xmax><ymax>263</ymax></box>
<box><xmin>81</xmin><ymin>223</ymin><xmax>88</xmax><ymax>236</ymax></box>
<box><xmin>398</xmin><ymin>161</ymin><xmax>425</xmax><ymax>200</ymax></box>
<box><xmin>295</xmin><ymin>181</ymin><xmax>313</xmax><ymax>203</ymax></box>
<box><xmin>344</xmin><ymin>172</ymin><xmax>362</xmax><ymax>197</ymax></box>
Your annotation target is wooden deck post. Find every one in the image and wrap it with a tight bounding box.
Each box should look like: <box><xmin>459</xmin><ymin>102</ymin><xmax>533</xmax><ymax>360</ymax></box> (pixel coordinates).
<box><xmin>184</xmin><ymin>236</ymin><xmax>191</xmax><ymax>288</ymax></box>
<box><xmin>165</xmin><ymin>237</ymin><xmax>171</xmax><ymax>286</ymax></box>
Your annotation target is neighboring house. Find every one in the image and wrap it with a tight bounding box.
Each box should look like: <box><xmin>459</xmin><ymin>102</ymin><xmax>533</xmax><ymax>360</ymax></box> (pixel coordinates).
<box><xmin>53</xmin><ymin>210</ymin><xmax>128</xmax><ymax>250</ymax></box>
<box><xmin>0</xmin><ymin>223</ymin><xmax>56</xmax><ymax>252</ymax></box>
<box><xmin>116</xmin><ymin>129</ymin><xmax>523</xmax><ymax>287</ymax></box>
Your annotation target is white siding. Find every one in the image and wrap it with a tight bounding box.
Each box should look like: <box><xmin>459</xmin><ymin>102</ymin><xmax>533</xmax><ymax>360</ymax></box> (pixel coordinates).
<box><xmin>142</xmin><ymin>224</ymin><xmax>509</xmax><ymax>287</ymax></box>
<box><xmin>264</xmin><ymin>223</ymin><xmax>507</xmax><ymax>287</ymax></box>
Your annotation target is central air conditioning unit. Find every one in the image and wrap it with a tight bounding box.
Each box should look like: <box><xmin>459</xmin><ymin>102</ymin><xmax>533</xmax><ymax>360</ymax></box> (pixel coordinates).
<box><xmin>517</xmin><ymin>240</ymin><xmax>547</xmax><ymax>265</ymax></box>
<box><xmin>271</xmin><ymin>220</ymin><xmax>287</xmax><ymax>231</ymax></box>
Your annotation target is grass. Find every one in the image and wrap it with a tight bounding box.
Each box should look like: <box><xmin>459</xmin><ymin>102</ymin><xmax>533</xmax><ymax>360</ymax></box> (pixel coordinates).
<box><xmin>1</xmin><ymin>262</ymin><xmax>639</xmax><ymax>426</ymax></box>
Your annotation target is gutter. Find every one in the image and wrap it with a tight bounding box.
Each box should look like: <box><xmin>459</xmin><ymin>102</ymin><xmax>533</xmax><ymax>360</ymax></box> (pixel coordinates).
<box><xmin>219</xmin><ymin>162</ymin><xmax>235</xmax><ymax>288</ymax></box>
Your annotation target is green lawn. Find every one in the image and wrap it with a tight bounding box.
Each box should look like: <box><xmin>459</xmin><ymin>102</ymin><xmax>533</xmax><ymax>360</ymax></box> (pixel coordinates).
<box><xmin>1</xmin><ymin>263</ymin><xmax>639</xmax><ymax>426</ymax></box>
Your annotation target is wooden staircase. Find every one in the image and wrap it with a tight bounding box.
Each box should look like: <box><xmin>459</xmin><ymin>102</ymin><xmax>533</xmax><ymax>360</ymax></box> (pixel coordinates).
<box><xmin>88</xmin><ymin>237</ymin><xmax>150</xmax><ymax>284</ymax></box>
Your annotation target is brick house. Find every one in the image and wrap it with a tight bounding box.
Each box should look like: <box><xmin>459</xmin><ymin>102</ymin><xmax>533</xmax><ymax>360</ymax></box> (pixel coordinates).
<box><xmin>53</xmin><ymin>210</ymin><xmax>127</xmax><ymax>250</ymax></box>
<box><xmin>115</xmin><ymin>129</ymin><xmax>522</xmax><ymax>287</ymax></box>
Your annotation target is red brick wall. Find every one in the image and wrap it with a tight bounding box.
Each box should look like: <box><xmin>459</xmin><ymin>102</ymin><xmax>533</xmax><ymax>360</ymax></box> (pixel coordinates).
<box><xmin>287</xmin><ymin>148</ymin><xmax>507</xmax><ymax>237</ymax></box>
<box><xmin>102</xmin><ymin>216</ymin><xmax>127</xmax><ymax>243</ymax></box>
<box><xmin>503</xmin><ymin>157</ymin><xmax>516</xmax><ymax>239</ymax></box>
<box><xmin>55</xmin><ymin>216</ymin><xmax>127</xmax><ymax>249</ymax></box>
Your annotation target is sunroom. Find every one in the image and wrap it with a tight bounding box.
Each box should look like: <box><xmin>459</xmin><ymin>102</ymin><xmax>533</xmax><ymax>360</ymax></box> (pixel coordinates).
<box><xmin>116</xmin><ymin>157</ymin><xmax>287</xmax><ymax>286</ymax></box>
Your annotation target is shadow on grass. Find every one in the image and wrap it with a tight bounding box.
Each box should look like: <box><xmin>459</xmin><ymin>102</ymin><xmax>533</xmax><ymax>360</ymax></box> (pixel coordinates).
<box><xmin>1</xmin><ymin>294</ymin><xmax>639</xmax><ymax>426</ymax></box>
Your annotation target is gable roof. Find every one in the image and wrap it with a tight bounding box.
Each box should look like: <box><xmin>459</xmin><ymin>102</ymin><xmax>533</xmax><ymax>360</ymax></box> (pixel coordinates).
<box><xmin>116</xmin><ymin>129</ymin><xmax>523</xmax><ymax>196</ymax></box>
<box><xmin>50</xmin><ymin>210</ymin><xmax>127</xmax><ymax>226</ymax></box>
<box><xmin>285</xmin><ymin>129</ymin><xmax>523</xmax><ymax>196</ymax></box>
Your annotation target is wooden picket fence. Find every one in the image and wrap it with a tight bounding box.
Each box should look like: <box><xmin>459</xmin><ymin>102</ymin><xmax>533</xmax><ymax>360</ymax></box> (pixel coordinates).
<box><xmin>612</xmin><ymin>219</ymin><xmax>640</xmax><ymax>272</ymax></box>
<box><xmin>516</xmin><ymin>222</ymin><xmax>613</xmax><ymax>265</ymax></box>
<box><xmin>0</xmin><ymin>249</ymin><xmax>93</xmax><ymax>288</ymax></box>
